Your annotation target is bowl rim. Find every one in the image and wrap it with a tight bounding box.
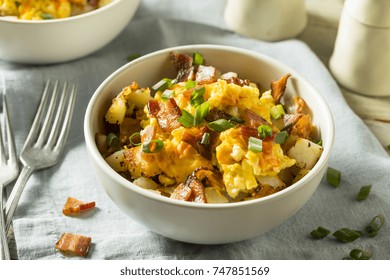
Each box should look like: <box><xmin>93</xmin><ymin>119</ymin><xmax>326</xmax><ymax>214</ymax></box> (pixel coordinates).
<box><xmin>84</xmin><ymin>44</ymin><xmax>335</xmax><ymax>210</ymax></box>
<box><xmin>0</xmin><ymin>0</ymin><xmax>139</xmax><ymax>24</ymax></box>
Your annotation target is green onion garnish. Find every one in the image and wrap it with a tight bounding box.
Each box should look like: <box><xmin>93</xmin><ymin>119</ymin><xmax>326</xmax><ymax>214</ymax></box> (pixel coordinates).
<box><xmin>386</xmin><ymin>144</ymin><xmax>390</xmax><ymax>151</ymax></box>
<box><xmin>229</xmin><ymin>117</ymin><xmax>245</xmax><ymax>124</ymax></box>
<box><xmin>332</xmin><ymin>228</ymin><xmax>362</xmax><ymax>243</ymax></box>
<box><xmin>178</xmin><ymin>109</ymin><xmax>195</xmax><ymax>128</ymax></box>
<box><xmin>310</xmin><ymin>226</ymin><xmax>330</xmax><ymax>239</ymax></box>
<box><xmin>193</xmin><ymin>51</ymin><xmax>204</xmax><ymax>65</ymax></box>
<box><xmin>127</xmin><ymin>53</ymin><xmax>141</xmax><ymax>62</ymax></box>
<box><xmin>274</xmin><ymin>131</ymin><xmax>289</xmax><ymax>144</ymax></box>
<box><xmin>142</xmin><ymin>140</ymin><xmax>164</xmax><ymax>153</ymax></box>
<box><xmin>152</xmin><ymin>78</ymin><xmax>173</xmax><ymax>92</ymax></box>
<box><xmin>193</xmin><ymin>101</ymin><xmax>210</xmax><ymax>126</ymax></box>
<box><xmin>365</xmin><ymin>214</ymin><xmax>385</xmax><ymax>237</ymax></box>
<box><xmin>161</xmin><ymin>89</ymin><xmax>175</xmax><ymax>101</ymax></box>
<box><xmin>349</xmin><ymin>249</ymin><xmax>373</xmax><ymax>260</ymax></box>
<box><xmin>201</xmin><ymin>132</ymin><xmax>210</xmax><ymax>145</ymax></box>
<box><xmin>190</xmin><ymin>87</ymin><xmax>206</xmax><ymax>107</ymax></box>
<box><xmin>41</xmin><ymin>13</ymin><xmax>54</xmax><ymax>20</ymax></box>
<box><xmin>326</xmin><ymin>167</ymin><xmax>341</xmax><ymax>187</ymax></box>
<box><xmin>248</xmin><ymin>137</ymin><xmax>263</xmax><ymax>153</ymax></box>
<box><xmin>315</xmin><ymin>140</ymin><xmax>323</xmax><ymax>146</ymax></box>
<box><xmin>270</xmin><ymin>104</ymin><xmax>285</xmax><ymax>120</ymax></box>
<box><xmin>208</xmin><ymin>119</ymin><xmax>235</xmax><ymax>132</ymax></box>
<box><xmin>129</xmin><ymin>132</ymin><xmax>141</xmax><ymax>146</ymax></box>
<box><xmin>185</xmin><ymin>80</ymin><xmax>197</xmax><ymax>90</ymax></box>
<box><xmin>356</xmin><ymin>185</ymin><xmax>372</xmax><ymax>201</ymax></box>
<box><xmin>258</xmin><ymin>125</ymin><xmax>272</xmax><ymax>139</ymax></box>
<box><xmin>107</xmin><ymin>133</ymin><xmax>120</xmax><ymax>148</ymax></box>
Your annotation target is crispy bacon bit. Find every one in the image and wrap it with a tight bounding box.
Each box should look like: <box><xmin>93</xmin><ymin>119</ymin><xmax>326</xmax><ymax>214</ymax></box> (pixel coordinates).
<box><xmin>147</xmin><ymin>98</ymin><xmax>182</xmax><ymax>132</ymax></box>
<box><xmin>141</xmin><ymin>124</ymin><xmax>157</xmax><ymax>143</ymax></box>
<box><xmin>181</xmin><ymin>127</ymin><xmax>210</xmax><ymax>159</ymax></box>
<box><xmin>195</xmin><ymin>65</ymin><xmax>217</xmax><ymax>85</ymax></box>
<box><xmin>62</xmin><ymin>197</ymin><xmax>96</xmax><ymax>216</ymax></box>
<box><xmin>220</xmin><ymin>72</ymin><xmax>250</xmax><ymax>86</ymax></box>
<box><xmin>282</xmin><ymin>114</ymin><xmax>303</xmax><ymax>133</ymax></box>
<box><xmin>170</xmin><ymin>183</ymin><xmax>192</xmax><ymax>201</ymax></box>
<box><xmin>204</xmin><ymin>108</ymin><xmax>231</xmax><ymax>122</ymax></box>
<box><xmin>243</xmin><ymin>109</ymin><xmax>268</xmax><ymax>128</ymax></box>
<box><xmin>240</xmin><ymin>125</ymin><xmax>259</xmax><ymax>142</ymax></box>
<box><xmin>271</xmin><ymin>73</ymin><xmax>291</xmax><ymax>104</ymax></box>
<box><xmin>293</xmin><ymin>96</ymin><xmax>306</xmax><ymax>113</ymax></box>
<box><xmin>55</xmin><ymin>233</ymin><xmax>92</xmax><ymax>257</ymax></box>
<box><xmin>170</xmin><ymin>51</ymin><xmax>195</xmax><ymax>82</ymax></box>
<box><xmin>170</xmin><ymin>172</ymin><xmax>207</xmax><ymax>203</ymax></box>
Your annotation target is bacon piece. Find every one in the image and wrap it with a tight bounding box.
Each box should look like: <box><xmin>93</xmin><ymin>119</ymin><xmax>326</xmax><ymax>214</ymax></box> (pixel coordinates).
<box><xmin>62</xmin><ymin>197</ymin><xmax>96</xmax><ymax>216</ymax></box>
<box><xmin>242</xmin><ymin>109</ymin><xmax>268</xmax><ymax>128</ymax></box>
<box><xmin>240</xmin><ymin>125</ymin><xmax>258</xmax><ymax>142</ymax></box>
<box><xmin>220</xmin><ymin>72</ymin><xmax>250</xmax><ymax>86</ymax></box>
<box><xmin>170</xmin><ymin>183</ymin><xmax>192</xmax><ymax>201</ymax></box>
<box><xmin>271</xmin><ymin>73</ymin><xmax>291</xmax><ymax>104</ymax></box>
<box><xmin>170</xmin><ymin>51</ymin><xmax>195</xmax><ymax>82</ymax></box>
<box><xmin>170</xmin><ymin>171</ymin><xmax>207</xmax><ymax>203</ymax></box>
<box><xmin>55</xmin><ymin>233</ymin><xmax>92</xmax><ymax>257</ymax></box>
<box><xmin>293</xmin><ymin>96</ymin><xmax>306</xmax><ymax>113</ymax></box>
<box><xmin>141</xmin><ymin>124</ymin><xmax>156</xmax><ymax>143</ymax></box>
<box><xmin>282</xmin><ymin>113</ymin><xmax>303</xmax><ymax>133</ymax></box>
<box><xmin>147</xmin><ymin>98</ymin><xmax>182</xmax><ymax>132</ymax></box>
<box><xmin>195</xmin><ymin>65</ymin><xmax>217</xmax><ymax>85</ymax></box>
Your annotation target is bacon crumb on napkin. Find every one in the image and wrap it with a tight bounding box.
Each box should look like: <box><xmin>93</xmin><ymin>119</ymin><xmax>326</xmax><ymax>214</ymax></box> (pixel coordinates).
<box><xmin>62</xmin><ymin>197</ymin><xmax>96</xmax><ymax>216</ymax></box>
<box><xmin>55</xmin><ymin>233</ymin><xmax>92</xmax><ymax>257</ymax></box>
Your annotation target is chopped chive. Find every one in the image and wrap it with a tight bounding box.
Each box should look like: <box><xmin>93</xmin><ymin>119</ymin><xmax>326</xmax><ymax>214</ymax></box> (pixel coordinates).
<box><xmin>152</xmin><ymin>78</ymin><xmax>173</xmax><ymax>92</ymax></box>
<box><xmin>349</xmin><ymin>249</ymin><xmax>373</xmax><ymax>260</ymax></box>
<box><xmin>248</xmin><ymin>137</ymin><xmax>263</xmax><ymax>153</ymax></box>
<box><xmin>185</xmin><ymin>80</ymin><xmax>197</xmax><ymax>90</ymax></box>
<box><xmin>201</xmin><ymin>132</ymin><xmax>210</xmax><ymax>145</ymax></box>
<box><xmin>106</xmin><ymin>133</ymin><xmax>120</xmax><ymax>147</ymax></box>
<box><xmin>365</xmin><ymin>214</ymin><xmax>385</xmax><ymax>237</ymax></box>
<box><xmin>258</xmin><ymin>125</ymin><xmax>272</xmax><ymax>139</ymax></box>
<box><xmin>193</xmin><ymin>51</ymin><xmax>204</xmax><ymax>65</ymax></box>
<box><xmin>129</xmin><ymin>132</ymin><xmax>141</xmax><ymax>146</ymax></box>
<box><xmin>193</xmin><ymin>101</ymin><xmax>210</xmax><ymax>125</ymax></box>
<box><xmin>41</xmin><ymin>13</ymin><xmax>54</xmax><ymax>19</ymax></box>
<box><xmin>326</xmin><ymin>167</ymin><xmax>341</xmax><ymax>187</ymax></box>
<box><xmin>190</xmin><ymin>87</ymin><xmax>206</xmax><ymax>107</ymax></box>
<box><xmin>332</xmin><ymin>228</ymin><xmax>362</xmax><ymax>243</ymax></box>
<box><xmin>208</xmin><ymin>119</ymin><xmax>234</xmax><ymax>132</ymax></box>
<box><xmin>315</xmin><ymin>139</ymin><xmax>323</xmax><ymax>146</ymax></box>
<box><xmin>356</xmin><ymin>185</ymin><xmax>372</xmax><ymax>201</ymax></box>
<box><xmin>142</xmin><ymin>139</ymin><xmax>164</xmax><ymax>153</ymax></box>
<box><xmin>178</xmin><ymin>109</ymin><xmax>195</xmax><ymax>128</ymax></box>
<box><xmin>274</xmin><ymin>131</ymin><xmax>289</xmax><ymax>144</ymax></box>
<box><xmin>229</xmin><ymin>116</ymin><xmax>245</xmax><ymax>124</ymax></box>
<box><xmin>270</xmin><ymin>104</ymin><xmax>285</xmax><ymax>120</ymax></box>
<box><xmin>161</xmin><ymin>89</ymin><xmax>175</xmax><ymax>101</ymax></box>
<box><xmin>127</xmin><ymin>53</ymin><xmax>141</xmax><ymax>62</ymax></box>
<box><xmin>310</xmin><ymin>226</ymin><xmax>331</xmax><ymax>239</ymax></box>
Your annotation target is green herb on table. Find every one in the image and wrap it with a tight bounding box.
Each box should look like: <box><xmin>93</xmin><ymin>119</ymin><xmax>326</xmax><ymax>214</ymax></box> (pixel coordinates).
<box><xmin>386</xmin><ymin>144</ymin><xmax>390</xmax><ymax>151</ymax></box>
<box><xmin>365</xmin><ymin>214</ymin><xmax>385</xmax><ymax>237</ymax></box>
<box><xmin>326</xmin><ymin>167</ymin><xmax>341</xmax><ymax>187</ymax></box>
<box><xmin>127</xmin><ymin>53</ymin><xmax>141</xmax><ymax>62</ymax></box>
<box><xmin>332</xmin><ymin>228</ymin><xmax>362</xmax><ymax>243</ymax></box>
<box><xmin>310</xmin><ymin>226</ymin><xmax>331</xmax><ymax>239</ymax></box>
<box><xmin>345</xmin><ymin>248</ymin><xmax>373</xmax><ymax>260</ymax></box>
<box><xmin>356</xmin><ymin>185</ymin><xmax>372</xmax><ymax>201</ymax></box>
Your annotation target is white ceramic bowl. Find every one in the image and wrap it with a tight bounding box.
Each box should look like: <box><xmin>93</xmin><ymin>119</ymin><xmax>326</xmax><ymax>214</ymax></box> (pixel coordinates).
<box><xmin>84</xmin><ymin>45</ymin><xmax>334</xmax><ymax>244</ymax></box>
<box><xmin>0</xmin><ymin>0</ymin><xmax>140</xmax><ymax>64</ymax></box>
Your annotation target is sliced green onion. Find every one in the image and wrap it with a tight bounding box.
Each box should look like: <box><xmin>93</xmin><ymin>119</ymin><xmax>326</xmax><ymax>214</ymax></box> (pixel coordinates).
<box><xmin>208</xmin><ymin>119</ymin><xmax>234</xmax><ymax>132</ymax></box>
<box><xmin>201</xmin><ymin>132</ymin><xmax>210</xmax><ymax>145</ymax></box>
<box><xmin>193</xmin><ymin>101</ymin><xmax>210</xmax><ymax>126</ymax></box>
<box><xmin>365</xmin><ymin>214</ymin><xmax>385</xmax><ymax>237</ymax></box>
<box><xmin>327</xmin><ymin>167</ymin><xmax>341</xmax><ymax>187</ymax></box>
<box><xmin>229</xmin><ymin>116</ymin><xmax>245</xmax><ymax>124</ymax></box>
<box><xmin>152</xmin><ymin>78</ymin><xmax>173</xmax><ymax>92</ymax></box>
<box><xmin>142</xmin><ymin>139</ymin><xmax>164</xmax><ymax>153</ymax></box>
<box><xmin>258</xmin><ymin>125</ymin><xmax>272</xmax><ymax>139</ymax></box>
<box><xmin>270</xmin><ymin>104</ymin><xmax>285</xmax><ymax>120</ymax></box>
<box><xmin>310</xmin><ymin>226</ymin><xmax>330</xmax><ymax>239</ymax></box>
<box><xmin>248</xmin><ymin>137</ymin><xmax>263</xmax><ymax>153</ymax></box>
<box><xmin>185</xmin><ymin>80</ymin><xmax>197</xmax><ymax>90</ymax></box>
<box><xmin>161</xmin><ymin>89</ymin><xmax>175</xmax><ymax>101</ymax></box>
<box><xmin>356</xmin><ymin>185</ymin><xmax>372</xmax><ymax>201</ymax></box>
<box><xmin>315</xmin><ymin>139</ymin><xmax>323</xmax><ymax>146</ymax></box>
<box><xmin>107</xmin><ymin>133</ymin><xmax>120</xmax><ymax>147</ymax></box>
<box><xmin>41</xmin><ymin>13</ymin><xmax>54</xmax><ymax>20</ymax></box>
<box><xmin>332</xmin><ymin>228</ymin><xmax>362</xmax><ymax>243</ymax></box>
<box><xmin>178</xmin><ymin>109</ymin><xmax>195</xmax><ymax>128</ymax></box>
<box><xmin>190</xmin><ymin>87</ymin><xmax>206</xmax><ymax>107</ymax></box>
<box><xmin>129</xmin><ymin>132</ymin><xmax>141</xmax><ymax>146</ymax></box>
<box><xmin>274</xmin><ymin>131</ymin><xmax>289</xmax><ymax>144</ymax></box>
<box><xmin>193</xmin><ymin>51</ymin><xmax>204</xmax><ymax>65</ymax></box>
<box><xmin>127</xmin><ymin>53</ymin><xmax>141</xmax><ymax>62</ymax></box>
<box><xmin>386</xmin><ymin>144</ymin><xmax>390</xmax><ymax>151</ymax></box>
<box><xmin>349</xmin><ymin>249</ymin><xmax>373</xmax><ymax>260</ymax></box>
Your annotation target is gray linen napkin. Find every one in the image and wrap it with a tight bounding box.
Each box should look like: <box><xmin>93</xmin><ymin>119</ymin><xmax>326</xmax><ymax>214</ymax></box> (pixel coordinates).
<box><xmin>2</xmin><ymin>15</ymin><xmax>390</xmax><ymax>259</ymax></box>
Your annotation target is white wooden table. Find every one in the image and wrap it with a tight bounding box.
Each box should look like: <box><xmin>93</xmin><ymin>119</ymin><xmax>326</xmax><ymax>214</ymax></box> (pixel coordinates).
<box><xmin>301</xmin><ymin>0</ymin><xmax>390</xmax><ymax>154</ymax></box>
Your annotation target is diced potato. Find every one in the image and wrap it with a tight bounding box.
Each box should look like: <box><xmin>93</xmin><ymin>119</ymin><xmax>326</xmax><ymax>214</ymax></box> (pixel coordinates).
<box><xmin>292</xmin><ymin>169</ymin><xmax>310</xmax><ymax>183</ymax></box>
<box><xmin>133</xmin><ymin>177</ymin><xmax>159</xmax><ymax>190</ymax></box>
<box><xmin>287</xmin><ymin>138</ymin><xmax>323</xmax><ymax>169</ymax></box>
<box><xmin>256</xmin><ymin>175</ymin><xmax>285</xmax><ymax>189</ymax></box>
<box><xmin>105</xmin><ymin>149</ymin><xmax>126</xmax><ymax>172</ymax></box>
<box><xmin>123</xmin><ymin>86</ymin><xmax>152</xmax><ymax>108</ymax></box>
<box><xmin>105</xmin><ymin>95</ymin><xmax>127</xmax><ymax>124</ymax></box>
<box><xmin>205</xmin><ymin>187</ymin><xmax>229</xmax><ymax>203</ymax></box>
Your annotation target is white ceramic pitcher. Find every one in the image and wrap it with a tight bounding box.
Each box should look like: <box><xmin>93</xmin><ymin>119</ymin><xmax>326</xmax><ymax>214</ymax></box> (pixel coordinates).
<box><xmin>224</xmin><ymin>0</ymin><xmax>307</xmax><ymax>41</ymax></box>
<box><xmin>329</xmin><ymin>0</ymin><xmax>390</xmax><ymax>97</ymax></box>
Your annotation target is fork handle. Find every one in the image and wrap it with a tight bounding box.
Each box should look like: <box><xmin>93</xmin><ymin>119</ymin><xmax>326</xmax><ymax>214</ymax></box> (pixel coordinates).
<box><xmin>0</xmin><ymin>186</ymin><xmax>11</xmax><ymax>260</ymax></box>
<box><xmin>4</xmin><ymin>165</ymin><xmax>36</xmax><ymax>231</ymax></box>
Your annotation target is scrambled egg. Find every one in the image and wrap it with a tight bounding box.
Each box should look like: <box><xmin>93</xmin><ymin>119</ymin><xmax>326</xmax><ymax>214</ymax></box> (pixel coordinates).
<box><xmin>0</xmin><ymin>0</ymin><xmax>111</xmax><ymax>19</ymax></box>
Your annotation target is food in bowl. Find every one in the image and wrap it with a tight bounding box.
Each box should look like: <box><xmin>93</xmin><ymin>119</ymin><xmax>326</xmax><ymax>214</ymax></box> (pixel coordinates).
<box><xmin>96</xmin><ymin>51</ymin><xmax>324</xmax><ymax>204</ymax></box>
<box><xmin>0</xmin><ymin>0</ymin><xmax>111</xmax><ymax>20</ymax></box>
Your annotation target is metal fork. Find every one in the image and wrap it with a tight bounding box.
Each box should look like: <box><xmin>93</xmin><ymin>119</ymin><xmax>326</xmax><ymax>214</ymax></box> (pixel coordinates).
<box><xmin>4</xmin><ymin>80</ymin><xmax>77</xmax><ymax>233</ymax></box>
<box><xmin>0</xmin><ymin>82</ymin><xmax>19</xmax><ymax>260</ymax></box>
